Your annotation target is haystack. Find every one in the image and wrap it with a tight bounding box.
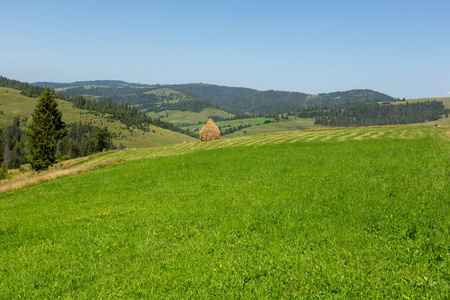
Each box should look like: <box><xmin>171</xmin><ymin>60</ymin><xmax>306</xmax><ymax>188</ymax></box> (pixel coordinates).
<box><xmin>199</xmin><ymin>118</ymin><xmax>220</xmax><ymax>142</ymax></box>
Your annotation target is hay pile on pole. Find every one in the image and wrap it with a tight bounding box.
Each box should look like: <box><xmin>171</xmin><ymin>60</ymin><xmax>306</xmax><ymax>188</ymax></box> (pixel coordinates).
<box><xmin>199</xmin><ymin>118</ymin><xmax>221</xmax><ymax>142</ymax></box>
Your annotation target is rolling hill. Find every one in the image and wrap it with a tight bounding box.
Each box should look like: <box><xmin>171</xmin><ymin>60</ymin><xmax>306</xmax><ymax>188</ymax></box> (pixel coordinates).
<box><xmin>153</xmin><ymin>84</ymin><xmax>395</xmax><ymax>114</ymax></box>
<box><xmin>0</xmin><ymin>87</ymin><xmax>196</xmax><ymax>148</ymax></box>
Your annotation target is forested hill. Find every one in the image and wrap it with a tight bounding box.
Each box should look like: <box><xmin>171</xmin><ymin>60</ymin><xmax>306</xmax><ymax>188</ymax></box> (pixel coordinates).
<box><xmin>144</xmin><ymin>84</ymin><xmax>396</xmax><ymax>114</ymax></box>
<box><xmin>33</xmin><ymin>80</ymin><xmax>395</xmax><ymax>114</ymax></box>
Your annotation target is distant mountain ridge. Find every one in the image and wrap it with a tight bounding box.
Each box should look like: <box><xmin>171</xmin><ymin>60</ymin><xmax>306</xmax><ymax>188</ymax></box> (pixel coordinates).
<box><xmin>33</xmin><ymin>80</ymin><xmax>151</xmax><ymax>89</ymax></box>
<box><xmin>33</xmin><ymin>80</ymin><xmax>395</xmax><ymax>114</ymax></box>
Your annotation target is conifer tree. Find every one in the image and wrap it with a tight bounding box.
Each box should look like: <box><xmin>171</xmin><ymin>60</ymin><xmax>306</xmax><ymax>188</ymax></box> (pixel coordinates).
<box><xmin>93</xmin><ymin>126</ymin><xmax>111</xmax><ymax>152</ymax></box>
<box><xmin>7</xmin><ymin>141</ymin><xmax>22</xmax><ymax>169</ymax></box>
<box><xmin>27</xmin><ymin>87</ymin><xmax>67</xmax><ymax>170</ymax></box>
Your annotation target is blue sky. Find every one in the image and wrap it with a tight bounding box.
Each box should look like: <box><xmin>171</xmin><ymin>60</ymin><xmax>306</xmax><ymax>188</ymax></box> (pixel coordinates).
<box><xmin>1</xmin><ymin>0</ymin><xmax>449</xmax><ymax>98</ymax></box>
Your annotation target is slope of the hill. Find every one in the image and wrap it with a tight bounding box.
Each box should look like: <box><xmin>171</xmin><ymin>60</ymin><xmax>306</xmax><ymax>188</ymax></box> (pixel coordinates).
<box><xmin>34</xmin><ymin>80</ymin><xmax>395</xmax><ymax>114</ymax></box>
<box><xmin>147</xmin><ymin>107</ymin><xmax>234</xmax><ymax>125</ymax></box>
<box><xmin>0</xmin><ymin>87</ymin><xmax>196</xmax><ymax>148</ymax></box>
<box><xmin>46</xmin><ymin>85</ymin><xmax>218</xmax><ymax>114</ymax></box>
<box><xmin>0</xmin><ymin>126</ymin><xmax>448</xmax><ymax>298</ymax></box>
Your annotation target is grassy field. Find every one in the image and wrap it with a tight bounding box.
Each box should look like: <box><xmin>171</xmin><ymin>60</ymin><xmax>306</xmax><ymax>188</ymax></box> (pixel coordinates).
<box><xmin>180</xmin><ymin>116</ymin><xmax>323</xmax><ymax>138</ymax></box>
<box><xmin>0</xmin><ymin>88</ymin><xmax>37</xmax><ymax>127</ymax></box>
<box><xmin>147</xmin><ymin>108</ymin><xmax>234</xmax><ymax>125</ymax></box>
<box><xmin>0</xmin><ymin>87</ymin><xmax>195</xmax><ymax>148</ymax></box>
<box><xmin>182</xmin><ymin>117</ymin><xmax>273</xmax><ymax>131</ymax></box>
<box><xmin>144</xmin><ymin>88</ymin><xmax>184</xmax><ymax>96</ymax></box>
<box><xmin>1</xmin><ymin>125</ymin><xmax>449</xmax><ymax>298</ymax></box>
<box><xmin>224</xmin><ymin>117</ymin><xmax>323</xmax><ymax>138</ymax></box>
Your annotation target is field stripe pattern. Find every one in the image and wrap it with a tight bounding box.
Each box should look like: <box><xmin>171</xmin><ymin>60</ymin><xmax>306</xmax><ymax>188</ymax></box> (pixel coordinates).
<box><xmin>80</xmin><ymin>126</ymin><xmax>440</xmax><ymax>166</ymax></box>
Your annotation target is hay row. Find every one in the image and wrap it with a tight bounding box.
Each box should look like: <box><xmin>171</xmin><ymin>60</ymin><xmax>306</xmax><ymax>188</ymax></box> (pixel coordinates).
<box><xmin>320</xmin><ymin>131</ymin><xmax>349</xmax><ymax>141</ymax></box>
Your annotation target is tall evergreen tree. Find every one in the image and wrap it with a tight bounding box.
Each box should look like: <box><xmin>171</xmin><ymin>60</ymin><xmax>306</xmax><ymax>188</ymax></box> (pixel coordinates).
<box><xmin>8</xmin><ymin>141</ymin><xmax>22</xmax><ymax>169</ymax></box>
<box><xmin>27</xmin><ymin>87</ymin><xmax>67</xmax><ymax>171</ymax></box>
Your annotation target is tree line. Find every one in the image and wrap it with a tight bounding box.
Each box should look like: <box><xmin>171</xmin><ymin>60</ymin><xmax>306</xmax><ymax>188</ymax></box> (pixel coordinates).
<box><xmin>293</xmin><ymin>101</ymin><xmax>448</xmax><ymax>127</ymax></box>
<box><xmin>0</xmin><ymin>117</ymin><xmax>115</xmax><ymax>173</ymax></box>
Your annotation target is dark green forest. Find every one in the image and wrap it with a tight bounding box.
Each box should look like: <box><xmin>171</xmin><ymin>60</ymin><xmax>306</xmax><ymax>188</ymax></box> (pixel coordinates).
<box><xmin>157</xmin><ymin>84</ymin><xmax>395</xmax><ymax>114</ymax></box>
<box><xmin>293</xmin><ymin>101</ymin><xmax>448</xmax><ymax>127</ymax></box>
<box><xmin>0</xmin><ymin>117</ymin><xmax>115</xmax><ymax>172</ymax></box>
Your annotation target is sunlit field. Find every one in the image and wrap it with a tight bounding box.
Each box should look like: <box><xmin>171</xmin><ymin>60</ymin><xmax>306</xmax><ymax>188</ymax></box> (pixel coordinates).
<box><xmin>1</xmin><ymin>126</ymin><xmax>449</xmax><ymax>298</ymax></box>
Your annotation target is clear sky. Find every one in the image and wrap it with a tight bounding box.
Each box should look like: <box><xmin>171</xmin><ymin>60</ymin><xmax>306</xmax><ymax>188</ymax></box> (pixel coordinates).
<box><xmin>1</xmin><ymin>0</ymin><xmax>449</xmax><ymax>98</ymax></box>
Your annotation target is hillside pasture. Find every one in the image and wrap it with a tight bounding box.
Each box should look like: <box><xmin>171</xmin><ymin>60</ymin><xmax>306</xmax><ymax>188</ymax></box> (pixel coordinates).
<box><xmin>224</xmin><ymin>117</ymin><xmax>323</xmax><ymax>138</ymax></box>
<box><xmin>78</xmin><ymin>125</ymin><xmax>446</xmax><ymax>166</ymax></box>
<box><xmin>144</xmin><ymin>88</ymin><xmax>184</xmax><ymax>96</ymax></box>
<box><xmin>181</xmin><ymin>116</ymin><xmax>323</xmax><ymax>138</ymax></box>
<box><xmin>0</xmin><ymin>125</ymin><xmax>449</xmax><ymax>298</ymax></box>
<box><xmin>0</xmin><ymin>87</ymin><xmax>37</xmax><ymax>127</ymax></box>
<box><xmin>0</xmin><ymin>87</ymin><xmax>195</xmax><ymax>148</ymax></box>
<box><xmin>148</xmin><ymin>108</ymin><xmax>234</xmax><ymax>125</ymax></box>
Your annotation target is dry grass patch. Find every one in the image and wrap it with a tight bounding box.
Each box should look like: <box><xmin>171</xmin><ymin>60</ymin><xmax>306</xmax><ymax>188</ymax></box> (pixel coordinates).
<box><xmin>0</xmin><ymin>154</ymin><xmax>123</xmax><ymax>194</ymax></box>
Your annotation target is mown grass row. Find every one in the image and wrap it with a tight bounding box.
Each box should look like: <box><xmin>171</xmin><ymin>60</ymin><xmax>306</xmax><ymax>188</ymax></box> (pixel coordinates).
<box><xmin>81</xmin><ymin>125</ymin><xmax>442</xmax><ymax>166</ymax></box>
<box><xmin>0</xmin><ymin>125</ymin><xmax>449</xmax><ymax>298</ymax></box>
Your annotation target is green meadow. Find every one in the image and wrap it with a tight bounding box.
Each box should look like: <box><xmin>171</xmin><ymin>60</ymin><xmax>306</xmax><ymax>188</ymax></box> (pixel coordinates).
<box><xmin>147</xmin><ymin>108</ymin><xmax>234</xmax><ymax>125</ymax></box>
<box><xmin>0</xmin><ymin>126</ymin><xmax>449</xmax><ymax>298</ymax></box>
<box><xmin>179</xmin><ymin>116</ymin><xmax>323</xmax><ymax>138</ymax></box>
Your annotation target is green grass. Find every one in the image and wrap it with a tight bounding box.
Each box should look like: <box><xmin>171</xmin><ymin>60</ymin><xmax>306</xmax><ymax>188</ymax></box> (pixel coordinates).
<box><xmin>144</xmin><ymin>88</ymin><xmax>184</xmax><ymax>96</ymax></box>
<box><xmin>0</xmin><ymin>87</ymin><xmax>37</xmax><ymax>127</ymax></box>
<box><xmin>0</xmin><ymin>87</ymin><xmax>196</xmax><ymax>148</ymax></box>
<box><xmin>182</xmin><ymin>117</ymin><xmax>272</xmax><ymax>131</ymax></box>
<box><xmin>147</xmin><ymin>108</ymin><xmax>234</xmax><ymax>125</ymax></box>
<box><xmin>1</xmin><ymin>126</ymin><xmax>449</xmax><ymax>298</ymax></box>
<box><xmin>181</xmin><ymin>116</ymin><xmax>323</xmax><ymax>138</ymax></box>
<box><xmin>75</xmin><ymin>126</ymin><xmax>447</xmax><ymax>166</ymax></box>
<box><xmin>224</xmin><ymin>117</ymin><xmax>323</xmax><ymax>138</ymax></box>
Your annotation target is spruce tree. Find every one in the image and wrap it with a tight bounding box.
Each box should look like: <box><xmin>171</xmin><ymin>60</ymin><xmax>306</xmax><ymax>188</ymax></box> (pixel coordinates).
<box><xmin>93</xmin><ymin>126</ymin><xmax>111</xmax><ymax>152</ymax></box>
<box><xmin>27</xmin><ymin>87</ymin><xmax>67</xmax><ymax>171</ymax></box>
<box><xmin>7</xmin><ymin>141</ymin><xmax>22</xmax><ymax>169</ymax></box>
